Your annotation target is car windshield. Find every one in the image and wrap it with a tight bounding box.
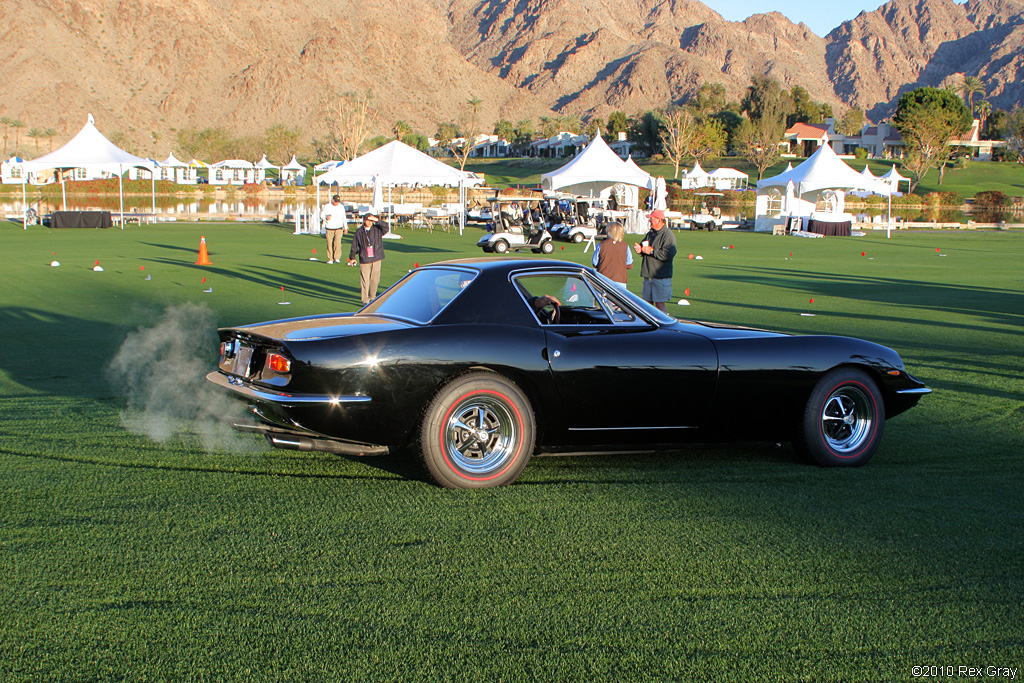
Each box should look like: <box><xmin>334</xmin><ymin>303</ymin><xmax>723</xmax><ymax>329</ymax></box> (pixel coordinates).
<box><xmin>362</xmin><ymin>267</ymin><xmax>477</xmax><ymax>323</ymax></box>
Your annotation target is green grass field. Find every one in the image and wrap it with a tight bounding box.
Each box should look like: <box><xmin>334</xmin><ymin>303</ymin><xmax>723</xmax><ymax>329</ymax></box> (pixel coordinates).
<box><xmin>2</xmin><ymin>221</ymin><xmax>1022</xmax><ymax>681</ymax></box>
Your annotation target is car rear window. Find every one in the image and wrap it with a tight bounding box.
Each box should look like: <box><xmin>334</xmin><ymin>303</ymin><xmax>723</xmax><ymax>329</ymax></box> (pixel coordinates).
<box><xmin>362</xmin><ymin>268</ymin><xmax>478</xmax><ymax>323</ymax></box>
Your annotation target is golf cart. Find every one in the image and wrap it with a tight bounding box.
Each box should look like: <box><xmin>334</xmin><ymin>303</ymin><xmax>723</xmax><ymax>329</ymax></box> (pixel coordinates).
<box><xmin>477</xmin><ymin>196</ymin><xmax>555</xmax><ymax>255</ymax></box>
<box><xmin>689</xmin><ymin>192</ymin><xmax>724</xmax><ymax>231</ymax></box>
<box><xmin>546</xmin><ymin>194</ymin><xmax>601</xmax><ymax>244</ymax></box>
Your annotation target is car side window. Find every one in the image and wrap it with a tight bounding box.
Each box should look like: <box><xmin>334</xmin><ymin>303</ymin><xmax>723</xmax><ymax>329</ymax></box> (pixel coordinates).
<box><xmin>515</xmin><ymin>274</ymin><xmax>612</xmax><ymax>325</ymax></box>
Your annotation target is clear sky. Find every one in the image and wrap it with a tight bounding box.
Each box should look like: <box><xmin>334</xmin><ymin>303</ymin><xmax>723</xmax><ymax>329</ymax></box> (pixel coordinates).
<box><xmin>700</xmin><ymin>0</ymin><xmax>886</xmax><ymax>37</ymax></box>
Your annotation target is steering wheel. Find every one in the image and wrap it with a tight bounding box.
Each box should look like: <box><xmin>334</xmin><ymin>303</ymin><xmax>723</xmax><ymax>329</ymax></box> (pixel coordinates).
<box><xmin>544</xmin><ymin>301</ymin><xmax>561</xmax><ymax>325</ymax></box>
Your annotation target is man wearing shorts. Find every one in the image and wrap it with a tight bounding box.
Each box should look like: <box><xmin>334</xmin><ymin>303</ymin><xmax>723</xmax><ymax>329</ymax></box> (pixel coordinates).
<box><xmin>633</xmin><ymin>209</ymin><xmax>677</xmax><ymax>312</ymax></box>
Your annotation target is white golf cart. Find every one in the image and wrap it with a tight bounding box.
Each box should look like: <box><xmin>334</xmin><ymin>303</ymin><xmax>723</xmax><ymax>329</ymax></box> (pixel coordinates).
<box><xmin>477</xmin><ymin>196</ymin><xmax>555</xmax><ymax>255</ymax></box>
<box><xmin>546</xmin><ymin>194</ymin><xmax>602</xmax><ymax>244</ymax></box>
<box><xmin>689</xmin><ymin>192</ymin><xmax>725</xmax><ymax>231</ymax></box>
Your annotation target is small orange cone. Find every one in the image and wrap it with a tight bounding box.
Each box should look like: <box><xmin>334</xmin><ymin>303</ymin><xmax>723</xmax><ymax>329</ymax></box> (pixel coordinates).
<box><xmin>196</xmin><ymin>236</ymin><xmax>212</xmax><ymax>265</ymax></box>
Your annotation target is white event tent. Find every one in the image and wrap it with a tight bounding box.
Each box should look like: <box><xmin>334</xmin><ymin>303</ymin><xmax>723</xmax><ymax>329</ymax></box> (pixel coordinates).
<box><xmin>755</xmin><ymin>141</ymin><xmax>894</xmax><ymax>235</ymax></box>
<box><xmin>21</xmin><ymin>114</ymin><xmax>157</xmax><ymax>228</ymax></box>
<box><xmin>316</xmin><ymin>140</ymin><xmax>486</xmax><ymax>233</ymax></box>
<box><xmin>541</xmin><ymin>135</ymin><xmax>653</xmax><ymax>197</ymax></box>
<box><xmin>880</xmin><ymin>166</ymin><xmax>910</xmax><ymax>194</ymax></box>
<box><xmin>541</xmin><ymin>136</ymin><xmax>654</xmax><ymax>233</ymax></box>
<box><xmin>281</xmin><ymin>155</ymin><xmax>306</xmax><ymax>186</ymax></box>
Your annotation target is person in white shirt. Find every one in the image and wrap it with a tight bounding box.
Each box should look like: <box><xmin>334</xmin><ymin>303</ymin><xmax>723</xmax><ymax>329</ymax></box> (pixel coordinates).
<box><xmin>321</xmin><ymin>195</ymin><xmax>349</xmax><ymax>263</ymax></box>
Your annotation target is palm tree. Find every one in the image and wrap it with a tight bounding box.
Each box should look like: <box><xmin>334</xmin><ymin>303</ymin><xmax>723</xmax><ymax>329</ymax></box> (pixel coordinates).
<box><xmin>11</xmin><ymin>119</ymin><xmax>26</xmax><ymax>154</ymax></box>
<box><xmin>27</xmin><ymin>127</ymin><xmax>43</xmax><ymax>154</ymax></box>
<box><xmin>975</xmin><ymin>100</ymin><xmax>992</xmax><ymax>138</ymax></box>
<box><xmin>0</xmin><ymin>116</ymin><xmax>13</xmax><ymax>157</ymax></box>
<box><xmin>960</xmin><ymin>76</ymin><xmax>985</xmax><ymax>116</ymax></box>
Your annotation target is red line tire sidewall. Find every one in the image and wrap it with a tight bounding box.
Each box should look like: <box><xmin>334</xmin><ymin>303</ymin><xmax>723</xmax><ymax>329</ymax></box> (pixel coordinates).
<box><xmin>796</xmin><ymin>369</ymin><xmax>885</xmax><ymax>467</ymax></box>
<box><xmin>420</xmin><ymin>373</ymin><xmax>535</xmax><ymax>488</ymax></box>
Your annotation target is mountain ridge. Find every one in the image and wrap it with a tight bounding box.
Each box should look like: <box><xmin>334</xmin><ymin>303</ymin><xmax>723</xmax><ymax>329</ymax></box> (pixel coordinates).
<box><xmin>1</xmin><ymin>0</ymin><xmax>1020</xmax><ymax>156</ymax></box>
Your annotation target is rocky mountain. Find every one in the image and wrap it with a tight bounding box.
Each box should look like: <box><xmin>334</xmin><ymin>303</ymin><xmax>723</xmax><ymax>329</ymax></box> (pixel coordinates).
<box><xmin>1</xmin><ymin>0</ymin><xmax>1021</xmax><ymax>157</ymax></box>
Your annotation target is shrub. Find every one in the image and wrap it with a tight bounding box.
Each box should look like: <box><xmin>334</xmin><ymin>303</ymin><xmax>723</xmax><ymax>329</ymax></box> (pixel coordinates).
<box><xmin>973</xmin><ymin>190</ymin><xmax>1012</xmax><ymax>209</ymax></box>
<box><xmin>926</xmin><ymin>191</ymin><xmax>963</xmax><ymax>207</ymax></box>
<box><xmin>854</xmin><ymin>148</ymin><xmax>869</xmax><ymax>159</ymax></box>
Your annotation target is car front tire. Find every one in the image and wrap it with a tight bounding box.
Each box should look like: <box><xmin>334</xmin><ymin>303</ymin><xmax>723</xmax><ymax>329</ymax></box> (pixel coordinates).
<box><xmin>493</xmin><ymin>239</ymin><xmax>509</xmax><ymax>254</ymax></box>
<box><xmin>540</xmin><ymin>241</ymin><xmax>554</xmax><ymax>254</ymax></box>
<box><xmin>794</xmin><ymin>368</ymin><xmax>884</xmax><ymax>467</ymax></box>
<box><xmin>419</xmin><ymin>372</ymin><xmax>535</xmax><ymax>488</ymax></box>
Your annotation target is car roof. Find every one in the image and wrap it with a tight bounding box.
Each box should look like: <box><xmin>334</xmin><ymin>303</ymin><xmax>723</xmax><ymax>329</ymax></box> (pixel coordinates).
<box><xmin>426</xmin><ymin>257</ymin><xmax>583</xmax><ymax>275</ymax></box>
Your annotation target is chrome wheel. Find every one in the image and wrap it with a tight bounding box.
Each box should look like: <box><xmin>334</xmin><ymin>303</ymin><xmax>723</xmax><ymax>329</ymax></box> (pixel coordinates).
<box><xmin>795</xmin><ymin>368</ymin><xmax>884</xmax><ymax>467</ymax></box>
<box><xmin>820</xmin><ymin>386</ymin><xmax>873</xmax><ymax>453</ymax></box>
<box><xmin>421</xmin><ymin>373</ymin><xmax>535</xmax><ymax>488</ymax></box>
<box><xmin>443</xmin><ymin>395</ymin><xmax>520</xmax><ymax>475</ymax></box>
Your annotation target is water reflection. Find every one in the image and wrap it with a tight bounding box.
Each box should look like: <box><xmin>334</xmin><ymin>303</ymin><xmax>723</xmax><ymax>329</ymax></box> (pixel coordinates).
<box><xmin>2</xmin><ymin>197</ymin><xmax>314</xmax><ymax>218</ymax></box>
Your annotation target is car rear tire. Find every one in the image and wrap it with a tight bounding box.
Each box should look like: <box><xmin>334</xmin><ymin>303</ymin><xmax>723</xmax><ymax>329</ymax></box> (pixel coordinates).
<box><xmin>794</xmin><ymin>368</ymin><xmax>884</xmax><ymax>467</ymax></box>
<box><xmin>540</xmin><ymin>241</ymin><xmax>554</xmax><ymax>254</ymax></box>
<box><xmin>571</xmin><ymin>232</ymin><xmax>584</xmax><ymax>243</ymax></box>
<box><xmin>419</xmin><ymin>372</ymin><xmax>535</xmax><ymax>488</ymax></box>
<box><xmin>493</xmin><ymin>239</ymin><xmax>509</xmax><ymax>254</ymax></box>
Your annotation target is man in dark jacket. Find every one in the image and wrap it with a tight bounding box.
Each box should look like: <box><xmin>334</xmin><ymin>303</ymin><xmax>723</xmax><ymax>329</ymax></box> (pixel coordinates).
<box><xmin>633</xmin><ymin>209</ymin><xmax>677</xmax><ymax>312</ymax></box>
<box><xmin>347</xmin><ymin>212</ymin><xmax>390</xmax><ymax>304</ymax></box>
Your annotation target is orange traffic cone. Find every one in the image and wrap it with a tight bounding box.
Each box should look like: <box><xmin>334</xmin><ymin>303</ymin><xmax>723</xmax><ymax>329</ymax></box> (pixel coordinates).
<box><xmin>196</xmin><ymin>236</ymin><xmax>212</xmax><ymax>265</ymax></box>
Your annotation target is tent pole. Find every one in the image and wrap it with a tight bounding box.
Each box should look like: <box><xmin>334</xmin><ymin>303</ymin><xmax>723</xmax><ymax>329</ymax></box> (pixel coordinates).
<box><xmin>151</xmin><ymin>169</ymin><xmax>156</xmax><ymax>218</ymax></box>
<box><xmin>61</xmin><ymin>177</ymin><xmax>66</xmax><ymax>211</ymax></box>
<box><xmin>118</xmin><ymin>167</ymin><xmax>125</xmax><ymax>229</ymax></box>
<box><xmin>22</xmin><ymin>177</ymin><xmax>27</xmax><ymax>230</ymax></box>
<box><xmin>887</xmin><ymin>193</ymin><xmax>892</xmax><ymax>240</ymax></box>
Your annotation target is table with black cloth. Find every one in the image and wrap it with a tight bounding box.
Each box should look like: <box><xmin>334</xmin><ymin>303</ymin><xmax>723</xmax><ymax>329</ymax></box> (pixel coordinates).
<box><xmin>806</xmin><ymin>218</ymin><xmax>851</xmax><ymax>236</ymax></box>
<box><xmin>51</xmin><ymin>211</ymin><xmax>113</xmax><ymax>229</ymax></box>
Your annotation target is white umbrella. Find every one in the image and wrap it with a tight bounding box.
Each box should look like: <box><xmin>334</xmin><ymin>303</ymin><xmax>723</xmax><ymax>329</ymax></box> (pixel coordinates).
<box><xmin>371</xmin><ymin>175</ymin><xmax>384</xmax><ymax>214</ymax></box>
<box><xmin>653</xmin><ymin>177</ymin><xmax>668</xmax><ymax>211</ymax></box>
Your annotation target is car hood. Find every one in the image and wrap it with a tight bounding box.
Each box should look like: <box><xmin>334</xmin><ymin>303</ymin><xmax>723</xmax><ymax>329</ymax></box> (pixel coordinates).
<box><xmin>232</xmin><ymin>314</ymin><xmax>414</xmax><ymax>341</ymax></box>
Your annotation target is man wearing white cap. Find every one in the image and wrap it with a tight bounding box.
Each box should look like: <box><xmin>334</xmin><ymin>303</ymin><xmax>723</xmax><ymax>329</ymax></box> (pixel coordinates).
<box><xmin>320</xmin><ymin>195</ymin><xmax>348</xmax><ymax>264</ymax></box>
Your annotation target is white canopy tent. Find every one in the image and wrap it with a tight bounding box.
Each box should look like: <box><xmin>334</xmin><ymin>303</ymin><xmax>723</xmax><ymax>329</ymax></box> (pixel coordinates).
<box><xmin>756</xmin><ymin>141</ymin><xmax>893</xmax><ymax>235</ymax></box>
<box><xmin>316</xmin><ymin>140</ymin><xmax>485</xmax><ymax>233</ymax></box>
<box><xmin>860</xmin><ymin>164</ymin><xmax>877</xmax><ymax>180</ymax></box>
<box><xmin>680</xmin><ymin>161</ymin><xmax>710</xmax><ymax>189</ymax></box>
<box><xmin>707</xmin><ymin>167</ymin><xmax>749</xmax><ymax>190</ymax></box>
<box><xmin>281</xmin><ymin>155</ymin><xmax>306</xmax><ymax>185</ymax></box>
<box><xmin>880</xmin><ymin>166</ymin><xmax>910</xmax><ymax>194</ymax></box>
<box><xmin>254</xmin><ymin>154</ymin><xmax>278</xmax><ymax>183</ymax></box>
<box><xmin>21</xmin><ymin>114</ymin><xmax>157</xmax><ymax>228</ymax></box>
<box><xmin>541</xmin><ymin>135</ymin><xmax>653</xmax><ymax>198</ymax></box>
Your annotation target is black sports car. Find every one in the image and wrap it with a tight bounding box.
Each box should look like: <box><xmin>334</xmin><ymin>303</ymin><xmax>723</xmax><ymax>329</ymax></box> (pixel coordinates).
<box><xmin>207</xmin><ymin>258</ymin><xmax>930</xmax><ymax>488</ymax></box>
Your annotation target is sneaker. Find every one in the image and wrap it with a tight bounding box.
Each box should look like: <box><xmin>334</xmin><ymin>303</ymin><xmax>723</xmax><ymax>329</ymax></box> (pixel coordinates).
<box><xmin>326</xmin><ymin>259</ymin><xmax>334</xmax><ymax>264</ymax></box>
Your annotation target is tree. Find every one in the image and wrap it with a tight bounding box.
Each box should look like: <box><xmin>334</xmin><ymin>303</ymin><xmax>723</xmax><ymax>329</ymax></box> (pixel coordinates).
<box><xmin>835</xmin><ymin>107</ymin><xmax>865</xmax><ymax>136</ymax></box>
<box><xmin>741</xmin><ymin>75</ymin><xmax>793</xmax><ymax>124</ymax></box>
<box><xmin>512</xmin><ymin>119</ymin><xmax>536</xmax><ymax>155</ymax></box>
<box><xmin>538</xmin><ymin>115</ymin><xmax>559</xmax><ymax>138</ymax></box>
<box><xmin>660</xmin><ymin>108</ymin><xmax>698</xmax><ymax>178</ymax></box>
<box><xmin>690</xmin><ymin>118</ymin><xmax>727</xmax><ymax>165</ymax></box>
<box><xmin>584</xmin><ymin>116</ymin><xmax>604</xmax><ymax>138</ymax></box>
<box><xmin>975</xmin><ymin>100</ymin><xmax>992</xmax><ymax>138</ymax></box>
<box><xmin>892</xmin><ymin>86</ymin><xmax>972</xmax><ymax>190</ymax></box>
<box><xmin>691</xmin><ymin>82</ymin><xmax>727</xmax><ymax>115</ymax></box>
<box><xmin>0</xmin><ymin>116</ymin><xmax>13</xmax><ymax>156</ymax></box>
<box><xmin>736</xmin><ymin>115</ymin><xmax>784</xmax><ymax>180</ymax></box>
<box><xmin>11</xmin><ymin>118</ymin><xmax>26</xmax><ymax>154</ymax></box>
<box><xmin>629</xmin><ymin>110</ymin><xmax>664</xmax><ymax>156</ymax></box>
<box><xmin>263</xmin><ymin>124</ymin><xmax>302</xmax><ymax>163</ymax></box>
<box><xmin>493</xmin><ymin>119</ymin><xmax>515</xmax><ymax>142</ymax></box>
<box><xmin>960</xmin><ymin>75</ymin><xmax>985</xmax><ymax>116</ymax></box>
<box><xmin>43</xmin><ymin>127</ymin><xmax>58</xmax><ymax>152</ymax></box>
<box><xmin>392</xmin><ymin>120</ymin><xmax>413</xmax><ymax>141</ymax></box>
<box><xmin>1002</xmin><ymin>105</ymin><xmax>1024</xmax><ymax>164</ymax></box>
<box><xmin>27</xmin><ymin>127</ymin><xmax>43</xmax><ymax>154</ymax></box>
<box><xmin>324</xmin><ymin>89</ymin><xmax>377</xmax><ymax>160</ymax></box>
<box><xmin>607</xmin><ymin>111</ymin><xmax>629</xmax><ymax>136</ymax></box>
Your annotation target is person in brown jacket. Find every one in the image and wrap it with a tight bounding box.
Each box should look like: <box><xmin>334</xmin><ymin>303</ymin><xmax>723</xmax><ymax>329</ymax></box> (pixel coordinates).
<box><xmin>593</xmin><ymin>222</ymin><xmax>633</xmax><ymax>289</ymax></box>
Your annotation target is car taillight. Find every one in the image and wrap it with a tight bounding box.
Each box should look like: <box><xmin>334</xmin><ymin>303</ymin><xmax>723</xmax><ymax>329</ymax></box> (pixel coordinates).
<box><xmin>267</xmin><ymin>353</ymin><xmax>291</xmax><ymax>374</ymax></box>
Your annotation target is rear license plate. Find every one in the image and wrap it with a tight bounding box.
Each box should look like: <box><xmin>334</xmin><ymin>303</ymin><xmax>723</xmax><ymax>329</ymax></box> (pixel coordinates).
<box><xmin>233</xmin><ymin>345</ymin><xmax>254</xmax><ymax>376</ymax></box>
